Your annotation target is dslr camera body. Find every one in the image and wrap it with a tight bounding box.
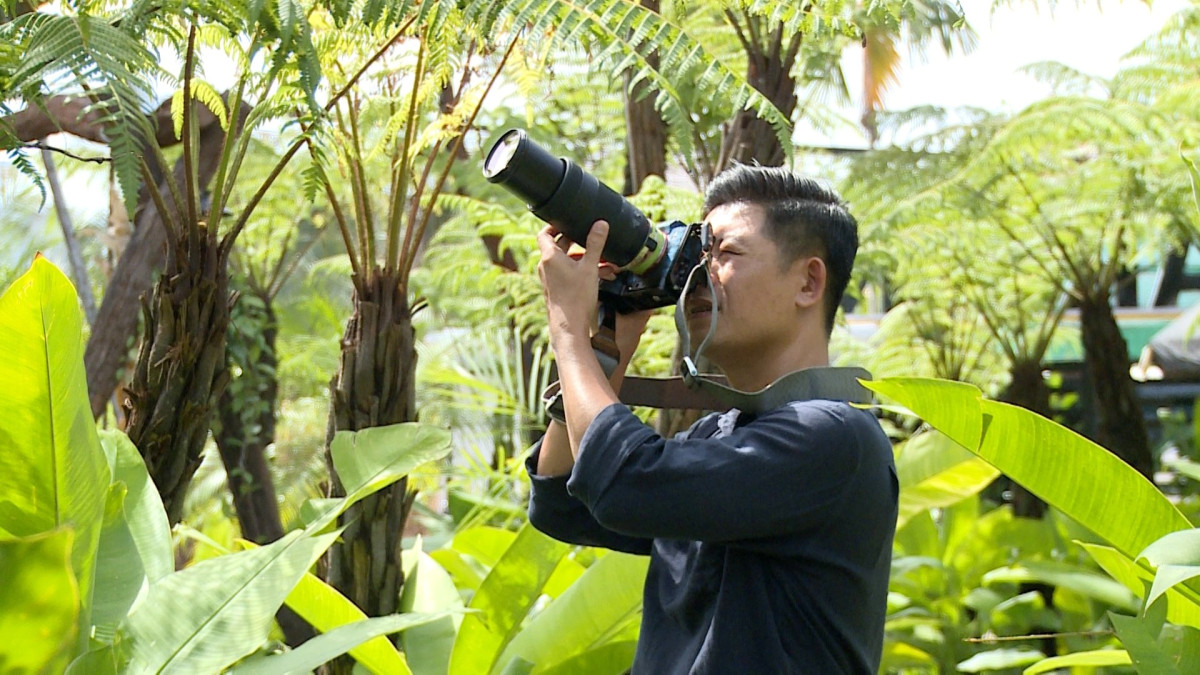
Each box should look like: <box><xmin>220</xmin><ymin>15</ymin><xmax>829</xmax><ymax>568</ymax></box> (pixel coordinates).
<box><xmin>483</xmin><ymin>129</ymin><xmax>707</xmax><ymax>315</ymax></box>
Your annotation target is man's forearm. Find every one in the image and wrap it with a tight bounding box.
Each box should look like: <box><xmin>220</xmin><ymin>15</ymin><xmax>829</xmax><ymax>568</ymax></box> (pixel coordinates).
<box><xmin>535</xmin><ymin>333</ymin><xmax>633</xmax><ymax>477</ymax></box>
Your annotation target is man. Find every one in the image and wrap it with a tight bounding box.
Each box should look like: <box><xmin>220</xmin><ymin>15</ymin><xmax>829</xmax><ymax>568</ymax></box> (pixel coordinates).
<box><xmin>526</xmin><ymin>164</ymin><xmax>898</xmax><ymax>673</ymax></box>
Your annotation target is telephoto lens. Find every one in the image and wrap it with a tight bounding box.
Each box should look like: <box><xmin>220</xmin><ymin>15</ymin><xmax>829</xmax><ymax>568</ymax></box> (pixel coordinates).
<box><xmin>483</xmin><ymin>129</ymin><xmax>664</xmax><ymax>274</ymax></box>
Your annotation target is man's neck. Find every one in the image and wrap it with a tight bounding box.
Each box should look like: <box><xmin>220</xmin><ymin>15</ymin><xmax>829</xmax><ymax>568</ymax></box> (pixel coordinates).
<box><xmin>719</xmin><ymin>339</ymin><xmax>830</xmax><ymax>392</ymax></box>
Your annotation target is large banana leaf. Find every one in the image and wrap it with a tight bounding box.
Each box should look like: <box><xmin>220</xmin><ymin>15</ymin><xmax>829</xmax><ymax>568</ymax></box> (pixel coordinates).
<box><xmin>283</xmin><ymin>564</ymin><xmax>410</xmax><ymax>673</ymax></box>
<box><xmin>230</xmin><ymin>611</ymin><xmax>458</xmax><ymax>675</ymax></box>
<box><xmin>498</xmin><ymin>551</ymin><xmax>648</xmax><ymax>671</ymax></box>
<box><xmin>0</xmin><ymin>529</ymin><xmax>79</xmax><ymax>673</ymax></box>
<box><xmin>400</xmin><ymin>546</ymin><xmax>466</xmax><ymax>675</ymax></box>
<box><xmin>1082</xmin><ymin>542</ymin><xmax>1200</xmax><ymax>628</ymax></box>
<box><xmin>895</xmin><ymin>430</ymin><xmax>1000</xmax><ymax>529</ymax></box>
<box><xmin>121</xmin><ymin>530</ymin><xmax>340</xmax><ymax>673</ymax></box>
<box><xmin>448</xmin><ymin>523</ymin><xmax>570</xmax><ymax>675</ymax></box>
<box><xmin>90</xmin><ymin>431</ymin><xmax>174</xmax><ymax>643</ymax></box>
<box><xmin>0</xmin><ymin>256</ymin><xmax>109</xmax><ymax>638</ymax></box>
<box><xmin>865</xmin><ymin>378</ymin><xmax>1191</xmax><ymax>559</ymax></box>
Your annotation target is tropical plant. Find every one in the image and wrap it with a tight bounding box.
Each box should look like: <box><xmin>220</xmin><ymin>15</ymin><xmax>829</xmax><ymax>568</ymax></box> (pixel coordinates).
<box><xmin>0</xmin><ymin>256</ymin><xmax>456</xmax><ymax>673</ymax></box>
<box><xmin>867</xmin><ymin>377</ymin><xmax>1200</xmax><ymax>672</ymax></box>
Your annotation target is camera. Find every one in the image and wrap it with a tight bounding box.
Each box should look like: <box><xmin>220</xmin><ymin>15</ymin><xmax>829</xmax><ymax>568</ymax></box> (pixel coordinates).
<box><xmin>483</xmin><ymin>129</ymin><xmax>705</xmax><ymax>314</ymax></box>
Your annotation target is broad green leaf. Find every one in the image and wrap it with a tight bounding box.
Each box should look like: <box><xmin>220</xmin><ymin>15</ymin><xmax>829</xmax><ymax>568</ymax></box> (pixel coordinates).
<box><xmin>91</xmin><ymin>431</ymin><xmax>174</xmax><ymax>643</ymax></box>
<box><xmin>230</xmin><ymin>611</ymin><xmax>457</xmax><ymax>675</ymax></box>
<box><xmin>284</xmin><ymin>560</ymin><xmax>409</xmax><ymax>673</ymax></box>
<box><xmin>981</xmin><ymin>561</ymin><xmax>1140</xmax><ymax>612</ymax></box>
<box><xmin>1022</xmin><ymin>649</ymin><xmax>1131</xmax><ymax>674</ymax></box>
<box><xmin>448</xmin><ymin>523</ymin><xmax>570</xmax><ymax>675</ymax></box>
<box><xmin>64</xmin><ymin>645</ymin><xmax>120</xmax><ymax>675</ymax></box>
<box><xmin>957</xmin><ymin>648</ymin><xmax>1044</xmax><ymax>672</ymax></box>
<box><xmin>864</xmin><ymin>377</ymin><xmax>984</xmax><ymax>450</ymax></box>
<box><xmin>1148</xmin><ymin>566</ymin><xmax>1200</xmax><ymax>620</ymax></box>
<box><xmin>894</xmin><ymin>430</ymin><xmax>1000</xmax><ymax>529</ymax></box>
<box><xmin>535</xmin><ymin>641</ymin><xmax>639</xmax><ymax>675</ymax></box>
<box><xmin>880</xmin><ymin>640</ymin><xmax>937</xmax><ymax>670</ymax></box>
<box><xmin>431</xmin><ymin>548</ymin><xmax>486</xmax><ymax>591</ymax></box>
<box><xmin>0</xmin><ymin>256</ymin><xmax>109</xmax><ymax>639</ymax></box>
<box><xmin>400</xmin><ymin>548</ymin><xmax>465</xmax><ymax>675</ymax></box>
<box><xmin>1184</xmin><ymin>150</ymin><xmax>1200</xmax><ymax>224</ymax></box>
<box><xmin>499</xmin><ymin>552</ymin><xmax>649</xmax><ymax>670</ymax></box>
<box><xmin>121</xmin><ymin>530</ymin><xmax>339</xmax><ymax>673</ymax></box>
<box><xmin>864</xmin><ymin>378</ymin><xmax>1192</xmax><ymax>559</ymax></box>
<box><xmin>315</xmin><ymin>423</ymin><xmax>453</xmax><ymax>530</ymax></box>
<box><xmin>1108</xmin><ymin>598</ymin><xmax>1200</xmax><ymax>675</ymax></box>
<box><xmin>0</xmin><ymin>529</ymin><xmax>79</xmax><ymax>673</ymax></box>
<box><xmin>99</xmin><ymin>430</ymin><xmax>172</xmax><ymax>582</ymax></box>
<box><xmin>1141</xmin><ymin>529</ymin><xmax>1200</xmax><ymax>567</ymax></box>
<box><xmin>451</xmin><ymin>526</ymin><xmax>519</xmax><ymax>569</ymax></box>
<box><xmin>1082</xmin><ymin>543</ymin><xmax>1200</xmax><ymax>628</ymax></box>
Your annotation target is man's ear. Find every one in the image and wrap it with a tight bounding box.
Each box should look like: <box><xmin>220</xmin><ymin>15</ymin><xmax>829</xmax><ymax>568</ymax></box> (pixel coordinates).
<box><xmin>794</xmin><ymin>256</ymin><xmax>827</xmax><ymax>310</ymax></box>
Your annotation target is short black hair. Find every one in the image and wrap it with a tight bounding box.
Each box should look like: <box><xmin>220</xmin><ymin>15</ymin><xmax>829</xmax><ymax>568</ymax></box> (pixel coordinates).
<box><xmin>703</xmin><ymin>164</ymin><xmax>858</xmax><ymax>338</ymax></box>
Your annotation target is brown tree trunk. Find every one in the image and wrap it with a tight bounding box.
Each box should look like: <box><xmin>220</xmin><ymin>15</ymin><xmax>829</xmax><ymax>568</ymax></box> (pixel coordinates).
<box><xmin>123</xmin><ymin>224</ymin><xmax>233</xmax><ymax>524</ymax></box>
<box><xmin>86</xmin><ymin>113</ymin><xmax>230</xmax><ymax>418</ymax></box>
<box><xmin>325</xmin><ymin>270</ymin><xmax>417</xmax><ymax>667</ymax></box>
<box><xmin>1078</xmin><ymin>294</ymin><xmax>1153</xmax><ymax>478</ymax></box>
<box><xmin>622</xmin><ymin>0</ymin><xmax>667</xmax><ymax>196</ymax></box>
<box><xmin>717</xmin><ymin>20</ymin><xmax>802</xmax><ymax>171</ymax></box>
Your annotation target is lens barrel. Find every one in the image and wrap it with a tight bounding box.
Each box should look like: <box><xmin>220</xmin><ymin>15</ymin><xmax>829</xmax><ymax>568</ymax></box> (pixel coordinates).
<box><xmin>484</xmin><ymin>129</ymin><xmax>661</xmax><ymax>271</ymax></box>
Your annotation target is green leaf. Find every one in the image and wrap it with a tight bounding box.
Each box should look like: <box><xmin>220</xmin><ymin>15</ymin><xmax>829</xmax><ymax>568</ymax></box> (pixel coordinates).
<box><xmin>1148</xmin><ymin>565</ymin><xmax>1200</xmax><ymax>619</ymax></box>
<box><xmin>1022</xmin><ymin>649</ymin><xmax>1131</xmax><ymax>674</ymax></box>
<box><xmin>535</xmin><ymin>641</ymin><xmax>639</xmax><ymax>675</ymax></box>
<box><xmin>400</xmin><ymin>547</ymin><xmax>465</xmax><ymax>675</ymax></box>
<box><xmin>1108</xmin><ymin>597</ymin><xmax>1200</xmax><ymax>675</ymax></box>
<box><xmin>499</xmin><ymin>552</ymin><xmax>648</xmax><ymax>670</ymax></box>
<box><xmin>0</xmin><ymin>256</ymin><xmax>109</xmax><ymax>643</ymax></box>
<box><xmin>90</xmin><ymin>430</ymin><xmax>175</xmax><ymax>643</ymax></box>
<box><xmin>315</xmin><ymin>423</ymin><xmax>453</xmax><ymax>530</ymax></box>
<box><xmin>120</xmin><ymin>530</ymin><xmax>339</xmax><ymax>673</ymax></box>
<box><xmin>230</xmin><ymin>611</ymin><xmax>458</xmax><ymax>675</ymax></box>
<box><xmin>1081</xmin><ymin>543</ymin><xmax>1200</xmax><ymax>628</ymax></box>
<box><xmin>1183</xmin><ymin>150</ymin><xmax>1200</xmax><ymax>225</ymax></box>
<box><xmin>448</xmin><ymin>523</ymin><xmax>570</xmax><ymax>675</ymax></box>
<box><xmin>282</xmin><ymin>562</ymin><xmax>409</xmax><ymax>674</ymax></box>
<box><xmin>0</xmin><ymin>529</ymin><xmax>79</xmax><ymax>673</ymax></box>
<box><xmin>957</xmin><ymin>648</ymin><xmax>1044</xmax><ymax>672</ymax></box>
<box><xmin>981</xmin><ymin>561</ymin><xmax>1140</xmax><ymax>612</ymax></box>
<box><xmin>864</xmin><ymin>378</ymin><xmax>1192</xmax><ymax>559</ymax></box>
<box><xmin>98</xmin><ymin>430</ymin><xmax>172</xmax><ymax>582</ymax></box>
<box><xmin>895</xmin><ymin>430</ymin><xmax>1000</xmax><ymax>528</ymax></box>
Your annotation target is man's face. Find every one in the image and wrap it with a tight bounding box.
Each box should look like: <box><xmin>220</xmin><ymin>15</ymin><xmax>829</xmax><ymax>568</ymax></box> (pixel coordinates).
<box><xmin>683</xmin><ymin>202</ymin><xmax>821</xmax><ymax>369</ymax></box>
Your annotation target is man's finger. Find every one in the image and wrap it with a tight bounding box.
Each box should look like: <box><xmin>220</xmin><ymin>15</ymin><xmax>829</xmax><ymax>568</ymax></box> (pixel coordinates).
<box><xmin>536</xmin><ymin>225</ymin><xmax>560</xmax><ymax>258</ymax></box>
<box><xmin>582</xmin><ymin>221</ymin><xmax>609</xmax><ymax>267</ymax></box>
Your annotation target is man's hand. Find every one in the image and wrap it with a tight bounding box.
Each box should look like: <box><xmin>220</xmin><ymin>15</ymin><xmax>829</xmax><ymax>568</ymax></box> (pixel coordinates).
<box><xmin>536</xmin><ymin>221</ymin><xmax>610</xmax><ymax>346</ymax></box>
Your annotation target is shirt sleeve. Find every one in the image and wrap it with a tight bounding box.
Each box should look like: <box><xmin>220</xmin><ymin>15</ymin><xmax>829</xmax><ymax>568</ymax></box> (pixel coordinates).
<box><xmin>525</xmin><ymin>438</ymin><xmax>653</xmax><ymax>555</ymax></box>
<box><xmin>566</xmin><ymin>402</ymin><xmax>872</xmax><ymax>544</ymax></box>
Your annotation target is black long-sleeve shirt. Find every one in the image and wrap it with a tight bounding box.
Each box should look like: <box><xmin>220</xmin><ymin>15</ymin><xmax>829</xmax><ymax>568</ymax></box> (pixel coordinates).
<box><xmin>527</xmin><ymin>400</ymin><xmax>898</xmax><ymax>674</ymax></box>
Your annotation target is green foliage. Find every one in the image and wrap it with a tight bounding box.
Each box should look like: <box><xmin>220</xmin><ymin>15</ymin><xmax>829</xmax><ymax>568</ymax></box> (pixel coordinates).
<box><xmin>865</xmin><ymin>376</ymin><xmax>1200</xmax><ymax>671</ymax></box>
<box><xmin>0</xmin><ymin>257</ymin><xmax>457</xmax><ymax>673</ymax></box>
<box><xmin>0</xmin><ymin>529</ymin><xmax>79</xmax><ymax>673</ymax></box>
<box><xmin>0</xmin><ymin>255</ymin><xmax>108</xmax><ymax>648</ymax></box>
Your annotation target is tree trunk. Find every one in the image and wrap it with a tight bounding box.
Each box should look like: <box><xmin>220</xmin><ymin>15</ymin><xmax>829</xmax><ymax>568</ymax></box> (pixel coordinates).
<box><xmin>622</xmin><ymin>0</ymin><xmax>667</xmax><ymax>196</ymax></box>
<box><xmin>85</xmin><ymin>114</ymin><xmax>230</xmax><ymax>418</ymax></box>
<box><xmin>325</xmin><ymin>270</ymin><xmax>417</xmax><ymax>664</ymax></box>
<box><xmin>123</xmin><ymin>224</ymin><xmax>233</xmax><ymax>524</ymax></box>
<box><xmin>717</xmin><ymin>23</ymin><xmax>801</xmax><ymax>171</ymax></box>
<box><xmin>1000</xmin><ymin>359</ymin><xmax>1051</xmax><ymax>519</ymax></box>
<box><xmin>1078</xmin><ymin>294</ymin><xmax>1153</xmax><ymax>478</ymax></box>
